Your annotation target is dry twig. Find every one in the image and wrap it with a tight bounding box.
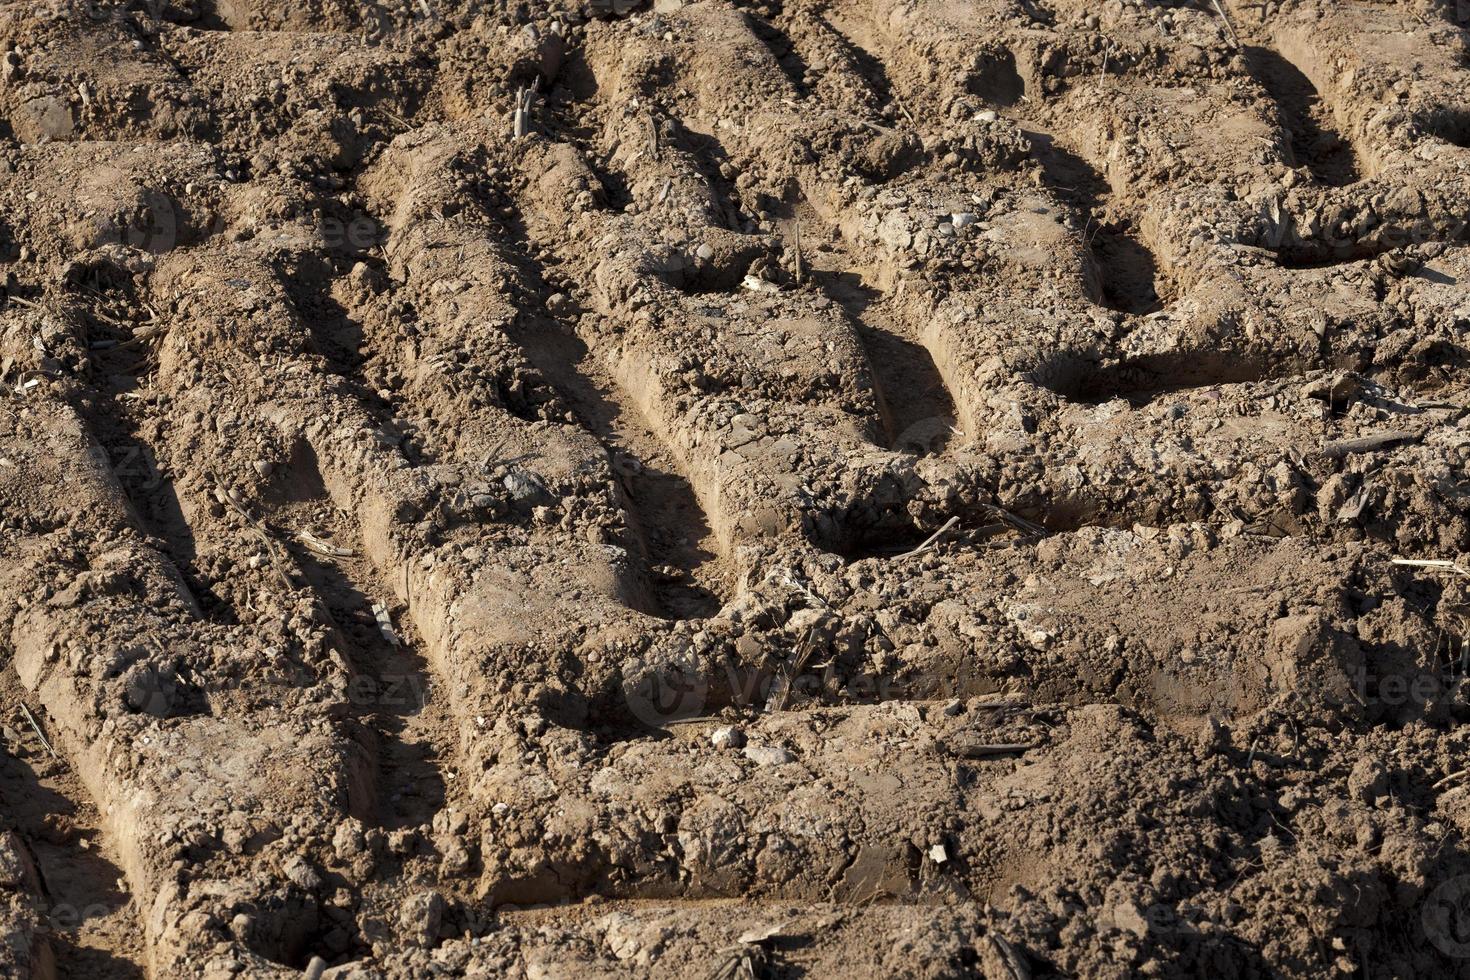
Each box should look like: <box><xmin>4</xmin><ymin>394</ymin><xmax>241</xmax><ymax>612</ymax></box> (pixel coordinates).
<box><xmin>296</xmin><ymin>530</ymin><xmax>355</xmax><ymax>558</ymax></box>
<box><xmin>707</xmin><ymin>943</ymin><xmax>770</xmax><ymax>980</ymax></box>
<box><xmin>1433</xmin><ymin>769</ymin><xmax>1470</xmax><ymax>790</ymax></box>
<box><xmin>1211</xmin><ymin>0</ymin><xmax>1241</xmax><ymax>48</ymax></box>
<box><xmin>1391</xmin><ymin>558</ymin><xmax>1470</xmax><ymax>578</ymax></box>
<box><xmin>18</xmin><ymin>703</ymin><xmax>57</xmax><ymax>760</ymax></box>
<box><xmin>990</xmin><ymin>934</ymin><xmax>1032</xmax><ymax>980</ymax></box>
<box><xmin>792</xmin><ymin>220</ymin><xmax>803</xmax><ymax>285</ymax></box>
<box><xmin>766</xmin><ymin>628</ymin><xmax>820</xmax><ymax>712</ymax></box>
<box><xmin>899</xmin><ymin>516</ymin><xmax>960</xmax><ymax>559</ymax></box>
<box><xmin>513</xmin><ymin>82</ymin><xmax>538</xmax><ymax>139</ymax></box>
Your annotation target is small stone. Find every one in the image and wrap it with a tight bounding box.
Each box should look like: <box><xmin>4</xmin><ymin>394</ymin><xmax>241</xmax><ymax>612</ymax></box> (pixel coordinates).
<box><xmin>928</xmin><ymin>843</ymin><xmax>948</xmax><ymax>864</ymax></box>
<box><xmin>604</xmin><ymin>912</ymin><xmax>642</xmax><ymax>960</ymax></box>
<box><xmin>878</xmin><ymin>211</ymin><xmax>913</xmax><ymax>250</ymax></box>
<box><xmin>951</xmin><ymin>212</ymin><xmax>978</xmax><ymax>229</ymax></box>
<box><xmin>282</xmin><ymin>855</ymin><xmax>322</xmax><ymax>890</ymax></box>
<box><xmin>399</xmin><ymin>891</ymin><xmax>445</xmax><ymax>947</ymax></box>
<box><xmin>743</xmin><ymin>743</ymin><xmax>793</xmax><ymax>766</ymax></box>
<box><xmin>696</xmin><ymin>242</ymin><xmax>714</xmax><ymax>260</ymax></box>
<box><xmin>333</xmin><ymin>821</ymin><xmax>364</xmax><ymax>859</ymax></box>
<box><xmin>21</xmin><ymin>95</ymin><xmax>73</xmax><ymax>140</ymax></box>
<box><xmin>710</xmin><ymin>726</ymin><xmax>745</xmax><ymax>750</ymax></box>
<box><xmin>503</xmin><ymin>470</ymin><xmax>550</xmax><ymax>504</ymax></box>
<box><xmin>440</xmin><ymin>842</ymin><xmax>473</xmax><ymax>877</ymax></box>
<box><xmin>252</xmin><ymin>460</ymin><xmax>274</xmax><ymax>478</ymax></box>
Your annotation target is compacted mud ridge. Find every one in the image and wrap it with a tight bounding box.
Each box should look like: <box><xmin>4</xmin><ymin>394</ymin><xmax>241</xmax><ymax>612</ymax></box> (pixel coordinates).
<box><xmin>2</xmin><ymin>0</ymin><xmax>1470</xmax><ymax>977</ymax></box>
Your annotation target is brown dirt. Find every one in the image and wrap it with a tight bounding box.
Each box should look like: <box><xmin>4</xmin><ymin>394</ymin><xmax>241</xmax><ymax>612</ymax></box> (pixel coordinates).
<box><xmin>2</xmin><ymin>0</ymin><xmax>1470</xmax><ymax>977</ymax></box>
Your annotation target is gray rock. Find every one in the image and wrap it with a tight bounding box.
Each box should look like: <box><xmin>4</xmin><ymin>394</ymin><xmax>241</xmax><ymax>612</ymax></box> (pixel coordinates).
<box><xmin>22</xmin><ymin>96</ymin><xmax>73</xmax><ymax>140</ymax></box>
<box><xmin>743</xmin><ymin>743</ymin><xmax>793</xmax><ymax>766</ymax></box>
<box><xmin>332</xmin><ymin>821</ymin><xmax>365</xmax><ymax>860</ymax></box>
<box><xmin>878</xmin><ymin>210</ymin><xmax>913</xmax><ymax>250</ymax></box>
<box><xmin>503</xmin><ymin>469</ymin><xmax>551</xmax><ymax>504</ymax></box>
<box><xmin>282</xmin><ymin>855</ymin><xmax>322</xmax><ymax>890</ymax></box>
<box><xmin>399</xmin><ymin>891</ymin><xmax>445</xmax><ymax>947</ymax></box>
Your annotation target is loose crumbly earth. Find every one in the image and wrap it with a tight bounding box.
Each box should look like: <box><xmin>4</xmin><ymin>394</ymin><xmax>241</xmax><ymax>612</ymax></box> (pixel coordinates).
<box><xmin>1</xmin><ymin>0</ymin><xmax>1470</xmax><ymax>977</ymax></box>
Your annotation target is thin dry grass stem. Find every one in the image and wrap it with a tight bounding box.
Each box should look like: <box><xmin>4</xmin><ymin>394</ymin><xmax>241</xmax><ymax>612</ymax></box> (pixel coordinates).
<box><xmin>19</xmin><ymin>703</ymin><xmax>57</xmax><ymax>760</ymax></box>
<box><xmin>1391</xmin><ymin>558</ymin><xmax>1470</xmax><ymax>577</ymax></box>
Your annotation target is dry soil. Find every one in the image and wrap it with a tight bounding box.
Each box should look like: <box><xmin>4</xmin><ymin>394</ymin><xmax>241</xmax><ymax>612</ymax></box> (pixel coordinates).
<box><xmin>3</xmin><ymin>0</ymin><xmax>1470</xmax><ymax>978</ymax></box>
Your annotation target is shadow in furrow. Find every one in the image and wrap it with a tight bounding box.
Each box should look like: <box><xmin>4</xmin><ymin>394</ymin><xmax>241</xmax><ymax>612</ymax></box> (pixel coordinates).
<box><xmin>743</xmin><ymin>11</ymin><xmax>811</xmax><ymax>96</ymax></box>
<box><xmin>483</xmin><ymin>193</ymin><xmax>732</xmax><ymax>619</ymax></box>
<box><xmin>1027</xmin><ymin>130</ymin><xmax>1168</xmax><ymax>314</ymax></box>
<box><xmin>75</xmin><ymin>392</ymin><xmax>237</xmax><ymax>624</ymax></box>
<box><xmin>1422</xmin><ymin>106</ymin><xmax>1470</xmax><ymax>148</ymax></box>
<box><xmin>815</xmin><ymin>270</ymin><xmax>955</xmax><ymax>455</ymax></box>
<box><xmin>819</xmin><ymin>11</ymin><xmax>899</xmax><ymax>109</ymax></box>
<box><xmin>273</xmin><ymin>446</ymin><xmax>447</xmax><ymax>831</ymax></box>
<box><xmin>514</xmin><ymin>317</ymin><xmax>727</xmax><ymax>621</ymax></box>
<box><xmin>303</xmin><ymin>553</ymin><xmax>447</xmax><ymax>830</ymax></box>
<box><xmin>1</xmin><ymin>669</ymin><xmax>144</xmax><ymax>979</ymax></box>
<box><xmin>1090</xmin><ymin>222</ymin><xmax>1163</xmax><ymax>315</ymax></box>
<box><xmin>1034</xmin><ymin>350</ymin><xmax>1267</xmax><ymax>406</ymax></box>
<box><xmin>1245</xmin><ymin>46</ymin><xmax>1361</xmax><ymax>187</ymax></box>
